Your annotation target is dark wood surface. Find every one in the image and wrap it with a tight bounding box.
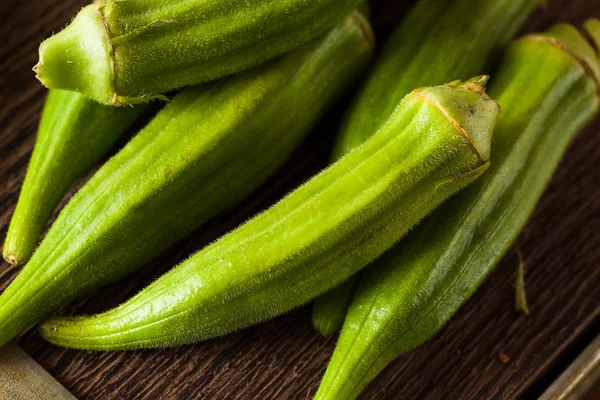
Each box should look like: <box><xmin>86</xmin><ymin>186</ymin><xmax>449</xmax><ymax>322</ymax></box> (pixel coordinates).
<box><xmin>1</xmin><ymin>0</ymin><xmax>599</xmax><ymax>399</ymax></box>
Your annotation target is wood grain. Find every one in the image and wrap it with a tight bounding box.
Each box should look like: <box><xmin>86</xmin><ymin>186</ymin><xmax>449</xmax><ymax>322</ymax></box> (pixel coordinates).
<box><xmin>1</xmin><ymin>0</ymin><xmax>599</xmax><ymax>399</ymax></box>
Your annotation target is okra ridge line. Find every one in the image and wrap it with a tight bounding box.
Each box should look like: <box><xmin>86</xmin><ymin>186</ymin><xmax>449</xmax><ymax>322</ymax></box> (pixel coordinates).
<box><xmin>325</xmin><ymin>182</ymin><xmax>487</xmax><ymax>397</ymax></box>
<box><xmin>96</xmin><ymin>3</ymin><xmax>119</xmax><ymax>105</ymax></box>
<box><xmin>523</xmin><ymin>35</ymin><xmax>600</xmax><ymax>99</ymax></box>
<box><xmin>353</xmin><ymin>86</ymin><xmax>595</xmax><ymax>380</ymax></box>
<box><xmin>49</xmin><ymin>118</ymin><xmax>427</xmax><ymax>332</ymax></box>
<box><xmin>318</xmin><ymin>83</ymin><xmax>575</xmax><ymax>394</ymax></box>
<box><xmin>350</xmin><ymin>11</ymin><xmax>375</xmax><ymax>48</ymax></box>
<box><xmin>0</xmin><ymin>110</ymin><xmax>184</xmax><ymax>325</ymax></box>
<box><xmin>412</xmin><ymin>88</ymin><xmax>488</xmax><ymax>164</ymax></box>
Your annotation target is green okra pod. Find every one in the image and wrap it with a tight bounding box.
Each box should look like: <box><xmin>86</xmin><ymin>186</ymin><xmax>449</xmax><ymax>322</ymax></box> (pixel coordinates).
<box><xmin>314</xmin><ymin>21</ymin><xmax>600</xmax><ymax>400</ymax></box>
<box><xmin>3</xmin><ymin>90</ymin><xmax>146</xmax><ymax>266</ymax></box>
<box><xmin>35</xmin><ymin>0</ymin><xmax>362</xmax><ymax>105</ymax></box>
<box><xmin>312</xmin><ymin>0</ymin><xmax>539</xmax><ymax>336</ymax></box>
<box><xmin>38</xmin><ymin>76</ymin><xmax>498</xmax><ymax>350</ymax></box>
<box><xmin>312</xmin><ymin>273</ymin><xmax>360</xmax><ymax>337</ymax></box>
<box><xmin>0</xmin><ymin>12</ymin><xmax>374</xmax><ymax>346</ymax></box>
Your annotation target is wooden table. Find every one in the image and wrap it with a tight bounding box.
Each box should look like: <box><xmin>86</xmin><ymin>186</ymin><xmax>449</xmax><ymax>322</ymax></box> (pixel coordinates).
<box><xmin>1</xmin><ymin>0</ymin><xmax>599</xmax><ymax>398</ymax></box>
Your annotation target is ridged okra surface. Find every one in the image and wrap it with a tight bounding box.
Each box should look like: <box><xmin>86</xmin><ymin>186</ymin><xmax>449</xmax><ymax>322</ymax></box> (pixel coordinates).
<box><xmin>35</xmin><ymin>0</ymin><xmax>363</xmax><ymax>104</ymax></box>
<box><xmin>3</xmin><ymin>90</ymin><xmax>146</xmax><ymax>266</ymax></box>
<box><xmin>39</xmin><ymin>77</ymin><xmax>498</xmax><ymax>350</ymax></box>
<box><xmin>311</xmin><ymin>0</ymin><xmax>539</xmax><ymax>336</ymax></box>
<box><xmin>314</xmin><ymin>21</ymin><xmax>600</xmax><ymax>400</ymax></box>
<box><xmin>0</xmin><ymin>13</ymin><xmax>374</xmax><ymax>347</ymax></box>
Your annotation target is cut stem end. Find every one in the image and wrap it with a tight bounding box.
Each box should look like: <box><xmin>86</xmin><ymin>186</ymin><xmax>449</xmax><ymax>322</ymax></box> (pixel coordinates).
<box><xmin>36</xmin><ymin>5</ymin><xmax>115</xmax><ymax>104</ymax></box>
<box><xmin>414</xmin><ymin>77</ymin><xmax>499</xmax><ymax>163</ymax></box>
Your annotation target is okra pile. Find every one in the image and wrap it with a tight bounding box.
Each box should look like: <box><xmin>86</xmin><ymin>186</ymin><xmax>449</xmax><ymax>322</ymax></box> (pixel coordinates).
<box><xmin>1</xmin><ymin>0</ymin><xmax>598</xmax><ymax>398</ymax></box>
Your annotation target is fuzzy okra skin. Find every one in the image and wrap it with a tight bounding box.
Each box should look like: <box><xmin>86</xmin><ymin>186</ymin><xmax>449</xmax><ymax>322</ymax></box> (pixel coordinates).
<box><xmin>314</xmin><ymin>22</ymin><xmax>600</xmax><ymax>400</ymax></box>
<box><xmin>34</xmin><ymin>0</ymin><xmax>362</xmax><ymax>105</ymax></box>
<box><xmin>3</xmin><ymin>90</ymin><xmax>146</xmax><ymax>267</ymax></box>
<box><xmin>38</xmin><ymin>77</ymin><xmax>499</xmax><ymax>350</ymax></box>
<box><xmin>334</xmin><ymin>0</ymin><xmax>539</xmax><ymax>156</ymax></box>
<box><xmin>311</xmin><ymin>0</ymin><xmax>539</xmax><ymax>336</ymax></box>
<box><xmin>0</xmin><ymin>13</ymin><xmax>374</xmax><ymax>347</ymax></box>
<box><xmin>312</xmin><ymin>273</ymin><xmax>360</xmax><ymax>337</ymax></box>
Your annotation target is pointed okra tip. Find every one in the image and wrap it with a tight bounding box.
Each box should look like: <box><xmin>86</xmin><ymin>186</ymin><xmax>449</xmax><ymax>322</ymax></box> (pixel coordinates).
<box><xmin>35</xmin><ymin>4</ymin><xmax>115</xmax><ymax>104</ymax></box>
<box><xmin>414</xmin><ymin>76</ymin><xmax>499</xmax><ymax>163</ymax></box>
<box><xmin>38</xmin><ymin>314</ymin><xmax>97</xmax><ymax>350</ymax></box>
<box><xmin>2</xmin><ymin>251</ymin><xmax>19</xmax><ymax>267</ymax></box>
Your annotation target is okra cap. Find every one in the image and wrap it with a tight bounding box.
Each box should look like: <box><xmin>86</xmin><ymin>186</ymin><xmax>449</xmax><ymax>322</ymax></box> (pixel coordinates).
<box><xmin>413</xmin><ymin>76</ymin><xmax>498</xmax><ymax>163</ymax></box>
<box><xmin>34</xmin><ymin>5</ymin><xmax>115</xmax><ymax>104</ymax></box>
<box><xmin>527</xmin><ymin>19</ymin><xmax>600</xmax><ymax>96</ymax></box>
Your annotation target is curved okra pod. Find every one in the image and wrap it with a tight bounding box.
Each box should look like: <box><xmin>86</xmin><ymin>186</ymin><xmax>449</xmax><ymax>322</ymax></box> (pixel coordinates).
<box><xmin>35</xmin><ymin>0</ymin><xmax>362</xmax><ymax>105</ymax></box>
<box><xmin>312</xmin><ymin>0</ymin><xmax>539</xmax><ymax>336</ymax></box>
<box><xmin>39</xmin><ymin>77</ymin><xmax>499</xmax><ymax>350</ymax></box>
<box><xmin>3</xmin><ymin>91</ymin><xmax>146</xmax><ymax>266</ymax></box>
<box><xmin>314</xmin><ymin>21</ymin><xmax>600</xmax><ymax>400</ymax></box>
<box><xmin>0</xmin><ymin>12</ymin><xmax>374</xmax><ymax>346</ymax></box>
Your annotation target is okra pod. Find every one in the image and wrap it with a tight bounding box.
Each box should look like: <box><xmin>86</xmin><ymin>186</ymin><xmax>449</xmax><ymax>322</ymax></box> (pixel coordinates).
<box><xmin>39</xmin><ymin>77</ymin><xmax>498</xmax><ymax>350</ymax></box>
<box><xmin>0</xmin><ymin>13</ymin><xmax>374</xmax><ymax>346</ymax></box>
<box><xmin>314</xmin><ymin>21</ymin><xmax>600</xmax><ymax>400</ymax></box>
<box><xmin>3</xmin><ymin>90</ymin><xmax>146</xmax><ymax>266</ymax></box>
<box><xmin>35</xmin><ymin>0</ymin><xmax>362</xmax><ymax>105</ymax></box>
<box><xmin>312</xmin><ymin>0</ymin><xmax>539</xmax><ymax>336</ymax></box>
<box><xmin>312</xmin><ymin>274</ymin><xmax>360</xmax><ymax>337</ymax></box>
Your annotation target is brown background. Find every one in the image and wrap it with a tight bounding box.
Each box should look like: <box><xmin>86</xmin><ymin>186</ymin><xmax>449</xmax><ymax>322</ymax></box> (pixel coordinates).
<box><xmin>1</xmin><ymin>0</ymin><xmax>599</xmax><ymax>399</ymax></box>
